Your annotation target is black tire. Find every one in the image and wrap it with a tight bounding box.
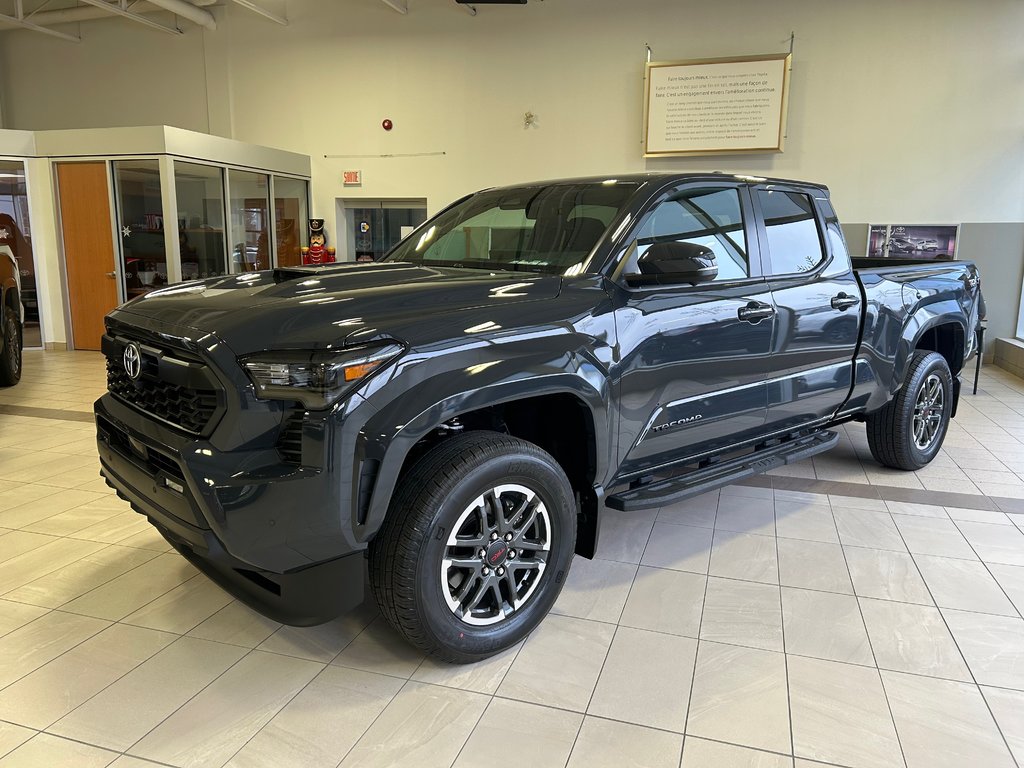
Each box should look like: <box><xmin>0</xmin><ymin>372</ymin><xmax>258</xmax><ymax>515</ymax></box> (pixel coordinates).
<box><xmin>0</xmin><ymin>305</ymin><xmax>22</xmax><ymax>387</ymax></box>
<box><xmin>369</xmin><ymin>430</ymin><xmax>576</xmax><ymax>663</ymax></box>
<box><xmin>866</xmin><ymin>350</ymin><xmax>952</xmax><ymax>470</ymax></box>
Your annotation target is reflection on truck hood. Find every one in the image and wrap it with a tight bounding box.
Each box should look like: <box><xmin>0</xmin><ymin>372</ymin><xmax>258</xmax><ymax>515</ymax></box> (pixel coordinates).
<box><xmin>113</xmin><ymin>262</ymin><xmax>563</xmax><ymax>355</ymax></box>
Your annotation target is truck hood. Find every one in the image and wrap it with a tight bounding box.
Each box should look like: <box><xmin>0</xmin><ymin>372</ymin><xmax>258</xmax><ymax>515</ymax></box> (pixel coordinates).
<box><xmin>113</xmin><ymin>262</ymin><xmax>563</xmax><ymax>354</ymax></box>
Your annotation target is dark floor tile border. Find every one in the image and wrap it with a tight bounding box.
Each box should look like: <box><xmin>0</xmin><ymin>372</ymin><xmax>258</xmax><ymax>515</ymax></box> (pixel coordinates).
<box><xmin>737</xmin><ymin>473</ymin><xmax>1010</xmax><ymax>513</ymax></box>
<box><xmin>0</xmin><ymin>403</ymin><xmax>95</xmax><ymax>424</ymax></box>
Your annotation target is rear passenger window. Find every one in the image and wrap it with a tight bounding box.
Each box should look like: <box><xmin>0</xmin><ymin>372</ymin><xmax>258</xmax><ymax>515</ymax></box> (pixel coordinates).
<box><xmin>758</xmin><ymin>190</ymin><xmax>826</xmax><ymax>275</ymax></box>
<box><xmin>624</xmin><ymin>186</ymin><xmax>749</xmax><ymax>282</ymax></box>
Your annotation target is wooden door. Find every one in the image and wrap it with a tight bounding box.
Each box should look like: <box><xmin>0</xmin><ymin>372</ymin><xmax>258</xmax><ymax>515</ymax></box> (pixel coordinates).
<box><xmin>57</xmin><ymin>162</ymin><xmax>119</xmax><ymax>351</ymax></box>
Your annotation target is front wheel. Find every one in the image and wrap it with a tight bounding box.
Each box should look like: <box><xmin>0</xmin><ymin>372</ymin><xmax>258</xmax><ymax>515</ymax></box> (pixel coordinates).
<box><xmin>0</xmin><ymin>305</ymin><xmax>22</xmax><ymax>387</ymax></box>
<box><xmin>866</xmin><ymin>350</ymin><xmax>953</xmax><ymax>470</ymax></box>
<box><xmin>369</xmin><ymin>431</ymin><xmax>577</xmax><ymax>663</ymax></box>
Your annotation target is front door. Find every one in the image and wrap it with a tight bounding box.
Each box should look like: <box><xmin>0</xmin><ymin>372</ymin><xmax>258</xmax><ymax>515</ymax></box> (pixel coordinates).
<box><xmin>613</xmin><ymin>183</ymin><xmax>775</xmax><ymax>479</ymax></box>
<box><xmin>56</xmin><ymin>162</ymin><xmax>119</xmax><ymax>351</ymax></box>
<box><xmin>752</xmin><ymin>186</ymin><xmax>861</xmax><ymax>435</ymax></box>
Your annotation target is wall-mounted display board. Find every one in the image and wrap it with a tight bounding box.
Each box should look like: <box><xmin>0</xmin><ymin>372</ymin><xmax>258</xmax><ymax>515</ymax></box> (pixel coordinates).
<box><xmin>868</xmin><ymin>224</ymin><xmax>959</xmax><ymax>259</ymax></box>
<box><xmin>643</xmin><ymin>54</ymin><xmax>791</xmax><ymax>157</ymax></box>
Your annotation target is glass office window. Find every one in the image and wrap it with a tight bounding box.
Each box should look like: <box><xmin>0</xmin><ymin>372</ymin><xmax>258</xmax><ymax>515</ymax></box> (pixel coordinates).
<box><xmin>113</xmin><ymin>160</ymin><xmax>166</xmax><ymax>299</ymax></box>
<box><xmin>0</xmin><ymin>160</ymin><xmax>41</xmax><ymax>347</ymax></box>
<box><xmin>174</xmin><ymin>161</ymin><xmax>228</xmax><ymax>280</ymax></box>
<box><xmin>229</xmin><ymin>169</ymin><xmax>270</xmax><ymax>272</ymax></box>
<box><xmin>274</xmin><ymin>176</ymin><xmax>308</xmax><ymax>267</ymax></box>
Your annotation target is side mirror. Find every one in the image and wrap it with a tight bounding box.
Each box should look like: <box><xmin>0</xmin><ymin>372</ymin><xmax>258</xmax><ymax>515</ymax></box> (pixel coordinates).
<box><xmin>625</xmin><ymin>241</ymin><xmax>718</xmax><ymax>286</ymax></box>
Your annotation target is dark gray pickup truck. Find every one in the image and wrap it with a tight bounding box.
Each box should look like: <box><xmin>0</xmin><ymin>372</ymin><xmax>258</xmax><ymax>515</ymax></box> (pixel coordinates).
<box><xmin>95</xmin><ymin>173</ymin><xmax>983</xmax><ymax>661</ymax></box>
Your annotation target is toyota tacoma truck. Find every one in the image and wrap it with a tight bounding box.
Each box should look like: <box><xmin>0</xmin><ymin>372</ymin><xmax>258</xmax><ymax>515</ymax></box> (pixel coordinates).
<box><xmin>95</xmin><ymin>174</ymin><xmax>983</xmax><ymax>662</ymax></box>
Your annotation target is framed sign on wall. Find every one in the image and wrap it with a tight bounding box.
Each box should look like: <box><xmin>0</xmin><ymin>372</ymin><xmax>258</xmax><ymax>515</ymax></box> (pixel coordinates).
<box><xmin>643</xmin><ymin>54</ymin><xmax>792</xmax><ymax>157</ymax></box>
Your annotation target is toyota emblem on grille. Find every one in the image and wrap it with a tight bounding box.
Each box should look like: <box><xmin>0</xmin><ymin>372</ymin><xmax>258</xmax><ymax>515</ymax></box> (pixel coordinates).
<box><xmin>123</xmin><ymin>342</ymin><xmax>142</xmax><ymax>380</ymax></box>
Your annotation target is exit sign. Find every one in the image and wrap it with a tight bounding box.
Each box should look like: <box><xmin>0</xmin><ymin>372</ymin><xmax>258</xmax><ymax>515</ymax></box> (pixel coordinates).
<box><xmin>343</xmin><ymin>170</ymin><xmax>362</xmax><ymax>186</ymax></box>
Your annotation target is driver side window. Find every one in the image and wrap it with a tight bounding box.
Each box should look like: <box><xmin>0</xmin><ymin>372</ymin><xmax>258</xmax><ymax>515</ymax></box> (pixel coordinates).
<box><xmin>623</xmin><ymin>186</ymin><xmax>749</xmax><ymax>282</ymax></box>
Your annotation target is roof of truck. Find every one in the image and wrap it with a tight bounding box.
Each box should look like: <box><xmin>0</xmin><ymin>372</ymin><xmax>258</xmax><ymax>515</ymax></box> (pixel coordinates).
<box><xmin>487</xmin><ymin>172</ymin><xmax>831</xmax><ymax>195</ymax></box>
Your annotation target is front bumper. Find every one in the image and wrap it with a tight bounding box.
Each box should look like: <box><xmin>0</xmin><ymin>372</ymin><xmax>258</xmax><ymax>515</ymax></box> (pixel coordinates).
<box><xmin>95</xmin><ymin>392</ymin><xmax>367</xmax><ymax>626</ymax></box>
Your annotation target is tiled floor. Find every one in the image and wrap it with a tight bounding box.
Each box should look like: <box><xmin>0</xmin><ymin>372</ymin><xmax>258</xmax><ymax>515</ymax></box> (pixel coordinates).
<box><xmin>1</xmin><ymin>351</ymin><xmax>1024</xmax><ymax>767</ymax></box>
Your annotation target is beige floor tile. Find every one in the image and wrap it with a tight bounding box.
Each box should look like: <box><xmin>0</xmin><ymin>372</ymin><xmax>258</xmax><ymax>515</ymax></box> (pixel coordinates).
<box><xmin>681</xmin><ymin>737</ymin><xmax>793</xmax><ymax>768</ymax></box>
<box><xmin>3</xmin><ymin>545</ymin><xmax>158</xmax><ymax>608</ymax></box>
<box><xmin>59</xmin><ymin>552</ymin><xmax>196</xmax><ymax>620</ymax></box>
<box><xmin>893</xmin><ymin>514</ymin><xmax>977</xmax><ymax>559</ymax></box>
<box><xmin>0</xmin><ymin>536</ymin><xmax>106</xmax><ymax>595</ymax></box>
<box><xmin>982</xmin><ymin>686</ymin><xmax>1024</xmax><ymax>766</ymax></box>
<box><xmin>782</xmin><ymin>587</ymin><xmax>873</xmax><ymax>666</ymax></box>
<box><xmin>129</xmin><ymin>650</ymin><xmax>324</xmax><ymax>768</ymax></box>
<box><xmin>833</xmin><ymin>508</ymin><xmax>906</xmax><ymax>551</ymax></box>
<box><xmin>411</xmin><ymin>641</ymin><xmax>521</xmax><ymax>694</ymax></box>
<box><xmin>0</xmin><ymin>489</ymin><xmax>104</xmax><ymax>530</ymax></box>
<box><xmin>882</xmin><ymin>670</ymin><xmax>1014</xmax><ymax>768</ymax></box>
<box><xmin>913</xmin><ymin>553</ymin><xmax>1017</xmax><ymax>615</ymax></box>
<box><xmin>566</xmin><ymin>716</ymin><xmax>682</xmax><ymax>768</ymax></box>
<box><xmin>945</xmin><ymin>507</ymin><xmax>1013</xmax><ymax>525</ymax></box>
<box><xmin>552</xmin><ymin>555</ymin><xmax>637</xmax><ymax>623</ymax></box>
<box><xmin>788</xmin><ymin>655</ymin><xmax>902</xmax><ymax>768</ymax></box>
<box><xmin>454</xmin><ymin>699</ymin><xmax>582</xmax><ymax>768</ymax></box>
<box><xmin>709</xmin><ymin>530</ymin><xmax>778</xmax><ymax>584</ymax></box>
<box><xmin>777</xmin><ymin>538</ymin><xmax>853</xmax><ymax>594</ymax></box>
<box><xmin>331</xmin><ymin>615</ymin><xmax>425</xmax><ymax>676</ymax></box>
<box><xmin>885</xmin><ymin>500</ymin><xmax>948</xmax><ymax>518</ymax></box>
<box><xmin>0</xmin><ymin>733</ymin><xmax>118</xmax><ymax>768</ymax></box>
<box><xmin>594</xmin><ymin>508</ymin><xmax>657</xmax><ymax>563</ymax></box>
<box><xmin>0</xmin><ymin>610</ymin><xmax>109</xmax><ymax>689</ymax></box>
<box><xmin>956</xmin><ymin>520</ymin><xmax>1024</xmax><ymax>565</ymax></box>
<box><xmin>0</xmin><ymin>599</ymin><xmax>48</xmax><ymax>637</ymax></box>
<box><xmin>715</xmin><ymin>494</ymin><xmax>775</xmax><ymax>535</ymax></box>
<box><xmin>943</xmin><ymin>609</ymin><xmax>1024</xmax><ymax>688</ymax></box>
<box><xmin>700</xmin><ymin>577</ymin><xmax>783</xmax><ymax>651</ymax></box>
<box><xmin>828</xmin><ymin>494</ymin><xmax>888</xmax><ymax>512</ymax></box>
<box><xmin>122</xmin><ymin>574</ymin><xmax>233</xmax><ymax>634</ymax></box>
<box><xmin>0</xmin><ymin>531</ymin><xmax>57</xmax><ymax>564</ymax></box>
<box><xmin>50</xmin><ymin>636</ymin><xmax>246</xmax><ymax>752</ymax></box>
<box><xmin>774</xmin><ymin>499</ymin><xmax>839</xmax><ymax>543</ymax></box>
<box><xmin>224</xmin><ymin>666</ymin><xmax>403</xmax><ymax>768</ymax></box>
<box><xmin>656</xmin><ymin>491</ymin><xmax>719</xmax><ymax>528</ymax></box>
<box><xmin>859</xmin><ymin>598</ymin><xmax>971</xmax><ymax>681</ymax></box>
<box><xmin>0</xmin><ymin>623</ymin><xmax>175</xmax><ymax>729</ymax></box>
<box><xmin>497</xmin><ymin>614</ymin><xmax>615</xmax><ymax>712</ymax></box>
<box><xmin>988</xmin><ymin>562</ymin><xmax>1024</xmax><ymax>616</ymax></box>
<box><xmin>187</xmin><ymin>600</ymin><xmax>282</xmax><ymax>648</ymax></box>
<box><xmin>588</xmin><ymin>626</ymin><xmax>697</xmax><ymax>732</ymax></box>
<box><xmin>618</xmin><ymin>565</ymin><xmax>705</xmax><ymax>638</ymax></box>
<box><xmin>687</xmin><ymin>641</ymin><xmax>790</xmax><ymax>753</ymax></box>
<box><xmin>69</xmin><ymin>510</ymin><xmax>152</xmax><ymax>545</ymax></box>
<box><xmin>337</xmin><ymin>681</ymin><xmax>488</xmax><ymax>768</ymax></box>
<box><xmin>844</xmin><ymin>546</ymin><xmax>932</xmax><ymax>604</ymax></box>
<box><xmin>0</xmin><ymin>721</ymin><xmax>35</xmax><ymax>759</ymax></box>
<box><xmin>640</xmin><ymin>522</ymin><xmax>713</xmax><ymax>574</ymax></box>
<box><xmin>108</xmin><ymin>757</ymin><xmax>168</xmax><ymax>767</ymax></box>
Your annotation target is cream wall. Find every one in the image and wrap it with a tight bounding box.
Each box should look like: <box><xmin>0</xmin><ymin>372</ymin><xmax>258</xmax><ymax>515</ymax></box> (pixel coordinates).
<box><xmin>2</xmin><ymin>0</ymin><xmax>1021</xmax><ymax>226</ymax></box>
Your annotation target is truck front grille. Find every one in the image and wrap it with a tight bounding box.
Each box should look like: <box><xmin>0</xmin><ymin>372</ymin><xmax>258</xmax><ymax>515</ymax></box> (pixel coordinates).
<box><xmin>103</xmin><ymin>334</ymin><xmax>224</xmax><ymax>435</ymax></box>
<box><xmin>277</xmin><ymin>411</ymin><xmax>305</xmax><ymax>464</ymax></box>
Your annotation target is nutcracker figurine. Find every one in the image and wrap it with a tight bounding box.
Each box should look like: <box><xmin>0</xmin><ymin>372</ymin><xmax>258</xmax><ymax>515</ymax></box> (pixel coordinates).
<box><xmin>301</xmin><ymin>219</ymin><xmax>337</xmax><ymax>265</ymax></box>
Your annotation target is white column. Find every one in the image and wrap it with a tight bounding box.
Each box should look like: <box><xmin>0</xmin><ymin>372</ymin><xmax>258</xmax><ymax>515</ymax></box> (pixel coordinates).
<box><xmin>159</xmin><ymin>155</ymin><xmax>181</xmax><ymax>284</ymax></box>
<box><xmin>23</xmin><ymin>157</ymin><xmax>69</xmax><ymax>349</ymax></box>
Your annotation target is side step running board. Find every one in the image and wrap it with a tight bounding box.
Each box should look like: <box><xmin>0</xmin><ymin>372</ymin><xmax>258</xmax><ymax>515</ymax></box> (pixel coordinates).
<box><xmin>606</xmin><ymin>430</ymin><xmax>839</xmax><ymax>511</ymax></box>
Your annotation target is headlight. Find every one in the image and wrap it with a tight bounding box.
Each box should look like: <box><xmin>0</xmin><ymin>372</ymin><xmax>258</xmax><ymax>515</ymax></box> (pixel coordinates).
<box><xmin>241</xmin><ymin>342</ymin><xmax>403</xmax><ymax>409</ymax></box>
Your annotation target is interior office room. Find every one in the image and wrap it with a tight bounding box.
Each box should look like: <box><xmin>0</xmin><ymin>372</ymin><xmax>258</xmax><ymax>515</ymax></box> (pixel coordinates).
<box><xmin>0</xmin><ymin>1</ymin><xmax>1022</xmax><ymax>766</ymax></box>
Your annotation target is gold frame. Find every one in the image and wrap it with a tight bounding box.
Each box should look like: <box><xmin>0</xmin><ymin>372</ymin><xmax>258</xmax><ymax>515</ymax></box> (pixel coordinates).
<box><xmin>642</xmin><ymin>53</ymin><xmax>792</xmax><ymax>158</ymax></box>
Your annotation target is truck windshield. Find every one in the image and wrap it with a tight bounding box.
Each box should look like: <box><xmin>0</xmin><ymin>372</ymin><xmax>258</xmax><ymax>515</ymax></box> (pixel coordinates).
<box><xmin>383</xmin><ymin>182</ymin><xmax>640</xmax><ymax>274</ymax></box>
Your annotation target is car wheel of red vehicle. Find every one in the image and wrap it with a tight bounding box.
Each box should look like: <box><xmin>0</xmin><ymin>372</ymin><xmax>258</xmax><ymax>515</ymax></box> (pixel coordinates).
<box><xmin>369</xmin><ymin>430</ymin><xmax>576</xmax><ymax>663</ymax></box>
<box><xmin>0</xmin><ymin>305</ymin><xmax>22</xmax><ymax>387</ymax></box>
<box><xmin>866</xmin><ymin>350</ymin><xmax>952</xmax><ymax>471</ymax></box>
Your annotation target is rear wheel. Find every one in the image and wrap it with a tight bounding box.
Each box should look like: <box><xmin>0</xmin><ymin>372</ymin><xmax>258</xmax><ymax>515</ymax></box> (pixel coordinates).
<box><xmin>866</xmin><ymin>350</ymin><xmax>952</xmax><ymax>470</ymax></box>
<box><xmin>0</xmin><ymin>305</ymin><xmax>22</xmax><ymax>387</ymax></box>
<box><xmin>369</xmin><ymin>430</ymin><xmax>576</xmax><ymax>663</ymax></box>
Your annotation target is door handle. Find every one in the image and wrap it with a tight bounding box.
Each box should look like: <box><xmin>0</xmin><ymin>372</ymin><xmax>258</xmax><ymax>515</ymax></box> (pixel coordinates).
<box><xmin>830</xmin><ymin>292</ymin><xmax>859</xmax><ymax>311</ymax></box>
<box><xmin>105</xmin><ymin>271</ymin><xmax>117</xmax><ymax>279</ymax></box>
<box><xmin>737</xmin><ymin>302</ymin><xmax>776</xmax><ymax>324</ymax></box>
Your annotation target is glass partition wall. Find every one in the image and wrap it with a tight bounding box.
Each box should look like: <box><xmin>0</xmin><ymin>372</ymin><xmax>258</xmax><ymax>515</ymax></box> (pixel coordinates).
<box><xmin>0</xmin><ymin>160</ymin><xmax>41</xmax><ymax>347</ymax></box>
<box><xmin>174</xmin><ymin>162</ymin><xmax>228</xmax><ymax>280</ymax></box>
<box><xmin>113</xmin><ymin>160</ymin><xmax>166</xmax><ymax>299</ymax></box>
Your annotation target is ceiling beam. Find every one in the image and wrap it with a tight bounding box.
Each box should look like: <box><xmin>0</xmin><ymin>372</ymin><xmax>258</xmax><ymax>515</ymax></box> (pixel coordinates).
<box><xmin>75</xmin><ymin>0</ymin><xmax>183</xmax><ymax>34</ymax></box>
<box><xmin>230</xmin><ymin>0</ymin><xmax>287</xmax><ymax>25</ymax></box>
<box><xmin>380</xmin><ymin>0</ymin><xmax>408</xmax><ymax>14</ymax></box>
<box><xmin>0</xmin><ymin>8</ymin><xmax>80</xmax><ymax>40</ymax></box>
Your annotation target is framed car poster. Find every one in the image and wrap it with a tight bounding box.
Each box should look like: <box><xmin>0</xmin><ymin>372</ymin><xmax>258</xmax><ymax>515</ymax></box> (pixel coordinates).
<box><xmin>870</xmin><ymin>225</ymin><xmax>959</xmax><ymax>259</ymax></box>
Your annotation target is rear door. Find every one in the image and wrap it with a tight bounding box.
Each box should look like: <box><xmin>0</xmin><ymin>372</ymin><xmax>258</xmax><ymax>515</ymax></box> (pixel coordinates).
<box><xmin>612</xmin><ymin>182</ymin><xmax>776</xmax><ymax>479</ymax></box>
<box><xmin>752</xmin><ymin>185</ymin><xmax>861</xmax><ymax>435</ymax></box>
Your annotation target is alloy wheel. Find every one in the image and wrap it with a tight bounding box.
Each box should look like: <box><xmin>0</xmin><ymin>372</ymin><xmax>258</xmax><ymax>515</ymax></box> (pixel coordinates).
<box><xmin>912</xmin><ymin>372</ymin><xmax>944</xmax><ymax>450</ymax></box>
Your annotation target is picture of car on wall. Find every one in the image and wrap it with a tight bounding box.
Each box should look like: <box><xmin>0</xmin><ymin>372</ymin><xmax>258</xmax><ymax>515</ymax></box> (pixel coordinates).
<box><xmin>870</xmin><ymin>224</ymin><xmax>958</xmax><ymax>259</ymax></box>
